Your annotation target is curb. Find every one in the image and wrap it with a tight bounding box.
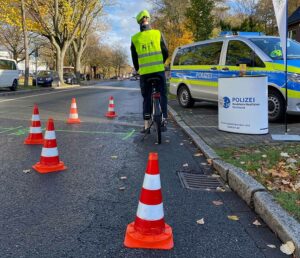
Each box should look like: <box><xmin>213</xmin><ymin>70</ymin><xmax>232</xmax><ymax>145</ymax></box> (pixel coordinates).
<box><xmin>0</xmin><ymin>85</ymin><xmax>80</xmax><ymax>97</ymax></box>
<box><xmin>168</xmin><ymin>104</ymin><xmax>300</xmax><ymax>257</ymax></box>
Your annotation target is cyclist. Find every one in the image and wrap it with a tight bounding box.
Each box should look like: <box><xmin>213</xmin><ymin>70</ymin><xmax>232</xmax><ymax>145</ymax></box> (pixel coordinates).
<box><xmin>131</xmin><ymin>10</ymin><xmax>169</xmax><ymax>133</ymax></box>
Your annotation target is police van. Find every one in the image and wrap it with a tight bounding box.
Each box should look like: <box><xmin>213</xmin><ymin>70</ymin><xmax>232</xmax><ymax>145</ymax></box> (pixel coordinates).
<box><xmin>0</xmin><ymin>58</ymin><xmax>19</xmax><ymax>91</ymax></box>
<box><xmin>169</xmin><ymin>32</ymin><xmax>300</xmax><ymax>122</ymax></box>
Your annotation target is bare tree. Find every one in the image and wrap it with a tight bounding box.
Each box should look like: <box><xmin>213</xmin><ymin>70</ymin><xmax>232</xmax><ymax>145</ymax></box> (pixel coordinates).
<box><xmin>111</xmin><ymin>47</ymin><xmax>128</xmax><ymax>77</ymax></box>
<box><xmin>21</xmin><ymin>0</ymin><xmax>30</xmax><ymax>86</ymax></box>
<box><xmin>72</xmin><ymin>1</ymin><xmax>105</xmax><ymax>82</ymax></box>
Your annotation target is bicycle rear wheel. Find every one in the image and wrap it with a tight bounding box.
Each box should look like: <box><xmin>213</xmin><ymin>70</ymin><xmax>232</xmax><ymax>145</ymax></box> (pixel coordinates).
<box><xmin>153</xmin><ymin>99</ymin><xmax>162</xmax><ymax>144</ymax></box>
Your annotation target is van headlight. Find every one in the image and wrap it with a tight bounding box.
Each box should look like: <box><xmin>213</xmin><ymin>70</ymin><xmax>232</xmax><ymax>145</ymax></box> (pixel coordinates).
<box><xmin>288</xmin><ymin>73</ymin><xmax>300</xmax><ymax>82</ymax></box>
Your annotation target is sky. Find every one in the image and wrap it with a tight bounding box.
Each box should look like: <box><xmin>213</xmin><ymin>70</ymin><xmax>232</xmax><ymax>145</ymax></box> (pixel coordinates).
<box><xmin>103</xmin><ymin>0</ymin><xmax>154</xmax><ymax>65</ymax></box>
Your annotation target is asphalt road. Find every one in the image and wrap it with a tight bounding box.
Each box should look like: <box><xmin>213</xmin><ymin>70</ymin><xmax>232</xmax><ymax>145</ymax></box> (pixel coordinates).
<box><xmin>0</xmin><ymin>80</ymin><xmax>289</xmax><ymax>258</ymax></box>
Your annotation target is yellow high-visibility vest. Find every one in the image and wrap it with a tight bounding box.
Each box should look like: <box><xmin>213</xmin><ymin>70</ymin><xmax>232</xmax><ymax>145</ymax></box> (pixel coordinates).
<box><xmin>132</xmin><ymin>29</ymin><xmax>165</xmax><ymax>75</ymax></box>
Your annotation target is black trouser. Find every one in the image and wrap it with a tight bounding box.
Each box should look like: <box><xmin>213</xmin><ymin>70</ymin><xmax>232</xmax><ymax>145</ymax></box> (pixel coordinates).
<box><xmin>140</xmin><ymin>71</ymin><xmax>168</xmax><ymax>120</ymax></box>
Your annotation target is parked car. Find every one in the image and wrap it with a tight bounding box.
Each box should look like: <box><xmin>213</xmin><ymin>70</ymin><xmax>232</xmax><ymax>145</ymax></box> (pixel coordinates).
<box><xmin>170</xmin><ymin>32</ymin><xmax>300</xmax><ymax>122</ymax></box>
<box><xmin>63</xmin><ymin>72</ymin><xmax>77</xmax><ymax>84</ymax></box>
<box><xmin>0</xmin><ymin>58</ymin><xmax>19</xmax><ymax>91</ymax></box>
<box><xmin>32</xmin><ymin>71</ymin><xmax>60</xmax><ymax>87</ymax></box>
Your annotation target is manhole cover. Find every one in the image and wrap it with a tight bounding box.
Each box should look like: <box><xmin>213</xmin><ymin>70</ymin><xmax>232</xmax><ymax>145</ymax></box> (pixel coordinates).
<box><xmin>178</xmin><ymin>172</ymin><xmax>229</xmax><ymax>191</ymax></box>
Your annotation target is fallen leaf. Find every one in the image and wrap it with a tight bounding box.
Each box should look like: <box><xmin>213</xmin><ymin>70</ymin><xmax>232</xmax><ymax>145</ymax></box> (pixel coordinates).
<box><xmin>282</xmin><ymin>179</ymin><xmax>290</xmax><ymax>185</ymax></box>
<box><xmin>23</xmin><ymin>169</ymin><xmax>30</xmax><ymax>174</ymax></box>
<box><xmin>228</xmin><ymin>215</ymin><xmax>239</xmax><ymax>221</ymax></box>
<box><xmin>207</xmin><ymin>159</ymin><xmax>212</xmax><ymax>165</ymax></box>
<box><xmin>267</xmin><ymin>244</ymin><xmax>276</xmax><ymax>249</ymax></box>
<box><xmin>211</xmin><ymin>174</ymin><xmax>220</xmax><ymax>178</ymax></box>
<box><xmin>267</xmin><ymin>186</ymin><xmax>273</xmax><ymax>191</ymax></box>
<box><xmin>286</xmin><ymin>158</ymin><xmax>297</xmax><ymax>164</ymax></box>
<box><xmin>120</xmin><ymin>176</ymin><xmax>127</xmax><ymax>180</ymax></box>
<box><xmin>212</xmin><ymin>200</ymin><xmax>223</xmax><ymax>206</ymax></box>
<box><xmin>216</xmin><ymin>187</ymin><xmax>226</xmax><ymax>192</ymax></box>
<box><xmin>119</xmin><ymin>187</ymin><xmax>126</xmax><ymax>191</ymax></box>
<box><xmin>194</xmin><ymin>153</ymin><xmax>203</xmax><ymax>157</ymax></box>
<box><xmin>252</xmin><ymin>220</ymin><xmax>261</xmax><ymax>226</ymax></box>
<box><xmin>196</xmin><ymin>218</ymin><xmax>205</xmax><ymax>225</ymax></box>
<box><xmin>183</xmin><ymin>163</ymin><xmax>189</xmax><ymax>167</ymax></box>
<box><xmin>240</xmin><ymin>161</ymin><xmax>246</xmax><ymax>165</ymax></box>
<box><xmin>111</xmin><ymin>156</ymin><xmax>118</xmax><ymax>159</ymax></box>
<box><xmin>280</xmin><ymin>152</ymin><xmax>290</xmax><ymax>158</ymax></box>
<box><xmin>262</xmin><ymin>154</ymin><xmax>267</xmax><ymax>158</ymax></box>
<box><xmin>280</xmin><ymin>241</ymin><xmax>295</xmax><ymax>255</ymax></box>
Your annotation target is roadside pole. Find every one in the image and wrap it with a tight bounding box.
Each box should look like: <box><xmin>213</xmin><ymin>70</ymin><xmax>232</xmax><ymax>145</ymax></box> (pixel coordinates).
<box><xmin>35</xmin><ymin>48</ymin><xmax>38</xmax><ymax>87</ymax></box>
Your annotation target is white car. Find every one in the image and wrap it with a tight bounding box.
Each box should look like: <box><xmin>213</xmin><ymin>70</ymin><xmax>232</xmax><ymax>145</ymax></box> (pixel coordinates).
<box><xmin>0</xmin><ymin>58</ymin><xmax>19</xmax><ymax>91</ymax></box>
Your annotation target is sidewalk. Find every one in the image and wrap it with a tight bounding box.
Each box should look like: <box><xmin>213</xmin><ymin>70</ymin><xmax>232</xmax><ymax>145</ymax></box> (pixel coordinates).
<box><xmin>168</xmin><ymin>99</ymin><xmax>300</xmax><ymax>257</ymax></box>
<box><xmin>169</xmin><ymin>100</ymin><xmax>300</xmax><ymax>148</ymax></box>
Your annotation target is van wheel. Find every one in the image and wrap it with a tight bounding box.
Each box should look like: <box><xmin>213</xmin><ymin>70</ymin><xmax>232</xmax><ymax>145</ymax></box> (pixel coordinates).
<box><xmin>268</xmin><ymin>89</ymin><xmax>285</xmax><ymax>122</ymax></box>
<box><xmin>10</xmin><ymin>80</ymin><xmax>18</xmax><ymax>91</ymax></box>
<box><xmin>178</xmin><ymin>85</ymin><xmax>194</xmax><ymax>108</ymax></box>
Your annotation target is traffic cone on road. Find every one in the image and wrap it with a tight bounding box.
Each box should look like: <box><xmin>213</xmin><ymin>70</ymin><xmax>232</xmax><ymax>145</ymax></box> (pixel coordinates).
<box><xmin>105</xmin><ymin>96</ymin><xmax>117</xmax><ymax>118</ymax></box>
<box><xmin>32</xmin><ymin>118</ymin><xmax>67</xmax><ymax>174</ymax></box>
<box><xmin>67</xmin><ymin>98</ymin><xmax>81</xmax><ymax>124</ymax></box>
<box><xmin>24</xmin><ymin>104</ymin><xmax>44</xmax><ymax>145</ymax></box>
<box><xmin>124</xmin><ymin>153</ymin><xmax>174</xmax><ymax>250</ymax></box>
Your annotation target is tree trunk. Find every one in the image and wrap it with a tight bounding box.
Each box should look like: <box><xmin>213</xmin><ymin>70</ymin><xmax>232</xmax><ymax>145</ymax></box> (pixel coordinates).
<box><xmin>74</xmin><ymin>49</ymin><xmax>83</xmax><ymax>83</ymax></box>
<box><xmin>56</xmin><ymin>49</ymin><xmax>64</xmax><ymax>85</ymax></box>
<box><xmin>21</xmin><ymin>0</ymin><xmax>29</xmax><ymax>87</ymax></box>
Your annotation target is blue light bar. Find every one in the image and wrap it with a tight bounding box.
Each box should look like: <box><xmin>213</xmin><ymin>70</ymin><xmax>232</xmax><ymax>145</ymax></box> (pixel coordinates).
<box><xmin>237</xmin><ymin>32</ymin><xmax>265</xmax><ymax>36</ymax></box>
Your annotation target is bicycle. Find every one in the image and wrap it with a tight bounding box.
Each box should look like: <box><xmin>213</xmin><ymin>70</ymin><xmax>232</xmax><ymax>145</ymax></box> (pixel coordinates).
<box><xmin>141</xmin><ymin>76</ymin><xmax>163</xmax><ymax>144</ymax></box>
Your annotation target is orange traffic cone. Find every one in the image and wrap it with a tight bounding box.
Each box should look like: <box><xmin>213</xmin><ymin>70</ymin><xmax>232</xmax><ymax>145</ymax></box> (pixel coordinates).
<box><xmin>24</xmin><ymin>104</ymin><xmax>44</xmax><ymax>145</ymax></box>
<box><xmin>67</xmin><ymin>98</ymin><xmax>81</xmax><ymax>124</ymax></box>
<box><xmin>105</xmin><ymin>96</ymin><xmax>117</xmax><ymax>118</ymax></box>
<box><xmin>124</xmin><ymin>153</ymin><xmax>174</xmax><ymax>250</ymax></box>
<box><xmin>32</xmin><ymin>118</ymin><xmax>67</xmax><ymax>174</ymax></box>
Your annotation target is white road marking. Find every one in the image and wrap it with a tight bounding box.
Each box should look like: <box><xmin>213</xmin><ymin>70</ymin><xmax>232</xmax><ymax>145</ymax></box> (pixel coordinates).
<box><xmin>0</xmin><ymin>86</ymin><xmax>139</xmax><ymax>103</ymax></box>
<box><xmin>0</xmin><ymin>89</ymin><xmax>77</xmax><ymax>103</ymax></box>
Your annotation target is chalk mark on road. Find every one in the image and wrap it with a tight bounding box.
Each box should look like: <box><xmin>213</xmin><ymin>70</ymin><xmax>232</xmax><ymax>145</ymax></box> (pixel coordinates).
<box><xmin>122</xmin><ymin>129</ymin><xmax>136</xmax><ymax>140</ymax></box>
<box><xmin>0</xmin><ymin>126</ymin><xmax>23</xmax><ymax>134</ymax></box>
<box><xmin>1</xmin><ymin>126</ymin><xmax>136</xmax><ymax>140</ymax></box>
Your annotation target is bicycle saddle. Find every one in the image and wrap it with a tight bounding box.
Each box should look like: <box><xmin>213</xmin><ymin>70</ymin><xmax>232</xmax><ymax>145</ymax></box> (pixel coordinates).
<box><xmin>146</xmin><ymin>77</ymin><xmax>161</xmax><ymax>85</ymax></box>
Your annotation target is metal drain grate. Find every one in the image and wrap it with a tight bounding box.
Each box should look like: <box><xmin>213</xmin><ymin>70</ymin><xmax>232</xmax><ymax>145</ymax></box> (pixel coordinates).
<box><xmin>178</xmin><ymin>172</ymin><xmax>229</xmax><ymax>191</ymax></box>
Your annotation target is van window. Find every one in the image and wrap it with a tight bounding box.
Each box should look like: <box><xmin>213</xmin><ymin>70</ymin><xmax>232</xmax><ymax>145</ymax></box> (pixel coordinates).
<box><xmin>191</xmin><ymin>42</ymin><xmax>223</xmax><ymax>65</ymax></box>
<box><xmin>0</xmin><ymin>59</ymin><xmax>16</xmax><ymax>70</ymax></box>
<box><xmin>226</xmin><ymin>40</ymin><xmax>265</xmax><ymax>67</ymax></box>
<box><xmin>173</xmin><ymin>47</ymin><xmax>194</xmax><ymax>66</ymax></box>
<box><xmin>173</xmin><ymin>42</ymin><xmax>223</xmax><ymax>66</ymax></box>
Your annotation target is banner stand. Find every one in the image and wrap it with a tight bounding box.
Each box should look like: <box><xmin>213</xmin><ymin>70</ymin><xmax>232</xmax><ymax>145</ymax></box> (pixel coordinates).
<box><xmin>271</xmin><ymin>0</ymin><xmax>300</xmax><ymax>141</ymax></box>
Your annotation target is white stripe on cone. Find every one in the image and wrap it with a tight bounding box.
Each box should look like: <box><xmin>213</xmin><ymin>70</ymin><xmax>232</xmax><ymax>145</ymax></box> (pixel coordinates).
<box><xmin>41</xmin><ymin>147</ymin><xmax>58</xmax><ymax>157</ymax></box>
<box><xmin>142</xmin><ymin>174</ymin><xmax>161</xmax><ymax>190</ymax></box>
<box><xmin>45</xmin><ymin>131</ymin><xmax>56</xmax><ymax>140</ymax></box>
<box><xmin>136</xmin><ymin>202</ymin><xmax>164</xmax><ymax>221</ymax></box>
<box><xmin>31</xmin><ymin>115</ymin><xmax>40</xmax><ymax>121</ymax></box>
<box><xmin>108</xmin><ymin>107</ymin><xmax>114</xmax><ymax>112</ymax></box>
<box><xmin>71</xmin><ymin>103</ymin><xmax>77</xmax><ymax>108</ymax></box>
<box><xmin>30</xmin><ymin>127</ymin><xmax>42</xmax><ymax>134</ymax></box>
<box><xmin>69</xmin><ymin>113</ymin><xmax>78</xmax><ymax>119</ymax></box>
<box><xmin>109</xmin><ymin>100</ymin><xmax>114</xmax><ymax>104</ymax></box>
